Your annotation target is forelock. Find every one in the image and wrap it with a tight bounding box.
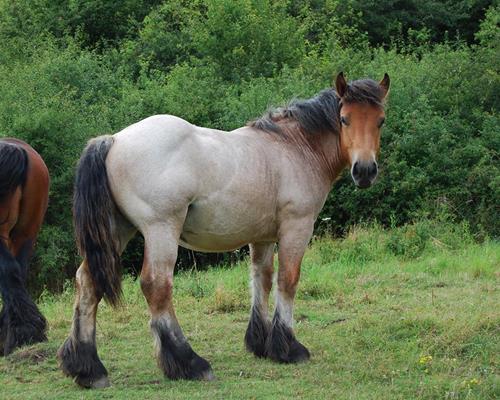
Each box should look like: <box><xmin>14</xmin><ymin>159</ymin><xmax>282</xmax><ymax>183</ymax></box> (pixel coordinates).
<box><xmin>343</xmin><ymin>79</ymin><xmax>384</xmax><ymax>107</ymax></box>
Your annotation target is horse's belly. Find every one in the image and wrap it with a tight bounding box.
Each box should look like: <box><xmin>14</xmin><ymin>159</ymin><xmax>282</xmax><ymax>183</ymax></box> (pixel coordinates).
<box><xmin>178</xmin><ymin>234</ymin><xmax>248</xmax><ymax>253</ymax></box>
<box><xmin>180</xmin><ymin>200</ymin><xmax>277</xmax><ymax>252</ymax></box>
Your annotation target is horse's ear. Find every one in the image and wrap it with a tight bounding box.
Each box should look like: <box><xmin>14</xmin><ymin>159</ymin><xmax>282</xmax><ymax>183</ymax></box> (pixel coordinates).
<box><xmin>335</xmin><ymin>72</ymin><xmax>347</xmax><ymax>98</ymax></box>
<box><xmin>379</xmin><ymin>73</ymin><xmax>390</xmax><ymax>98</ymax></box>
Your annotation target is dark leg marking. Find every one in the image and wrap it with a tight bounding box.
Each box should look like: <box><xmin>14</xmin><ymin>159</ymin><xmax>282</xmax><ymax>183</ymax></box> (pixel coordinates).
<box><xmin>57</xmin><ymin>310</ymin><xmax>108</xmax><ymax>388</ymax></box>
<box><xmin>58</xmin><ymin>337</ymin><xmax>108</xmax><ymax>388</ymax></box>
<box><xmin>15</xmin><ymin>239</ymin><xmax>33</xmax><ymax>284</ymax></box>
<box><xmin>2</xmin><ymin>293</ymin><xmax>47</xmax><ymax>356</ymax></box>
<box><xmin>0</xmin><ymin>241</ymin><xmax>47</xmax><ymax>356</ymax></box>
<box><xmin>265</xmin><ymin>311</ymin><xmax>310</xmax><ymax>364</ymax></box>
<box><xmin>0</xmin><ymin>306</ymin><xmax>5</xmax><ymax>355</ymax></box>
<box><xmin>244</xmin><ymin>306</ymin><xmax>270</xmax><ymax>358</ymax></box>
<box><xmin>152</xmin><ymin>320</ymin><xmax>214</xmax><ymax>381</ymax></box>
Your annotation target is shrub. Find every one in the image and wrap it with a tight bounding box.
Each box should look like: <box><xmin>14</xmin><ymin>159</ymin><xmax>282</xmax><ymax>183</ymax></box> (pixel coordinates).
<box><xmin>0</xmin><ymin>1</ymin><xmax>497</xmax><ymax>293</ymax></box>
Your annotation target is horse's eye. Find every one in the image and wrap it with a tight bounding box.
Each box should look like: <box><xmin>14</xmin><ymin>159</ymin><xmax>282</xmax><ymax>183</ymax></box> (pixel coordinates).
<box><xmin>340</xmin><ymin>116</ymin><xmax>349</xmax><ymax>126</ymax></box>
<box><xmin>378</xmin><ymin>117</ymin><xmax>385</xmax><ymax>128</ymax></box>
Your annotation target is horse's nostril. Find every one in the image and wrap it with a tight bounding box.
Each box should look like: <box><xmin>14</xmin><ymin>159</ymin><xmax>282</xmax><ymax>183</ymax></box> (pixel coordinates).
<box><xmin>352</xmin><ymin>161</ymin><xmax>360</xmax><ymax>177</ymax></box>
<box><xmin>369</xmin><ymin>162</ymin><xmax>378</xmax><ymax>178</ymax></box>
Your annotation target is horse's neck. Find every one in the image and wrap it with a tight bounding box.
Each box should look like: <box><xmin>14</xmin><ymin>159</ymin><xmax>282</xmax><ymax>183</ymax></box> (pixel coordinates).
<box><xmin>268</xmin><ymin>119</ymin><xmax>346</xmax><ymax>183</ymax></box>
<box><xmin>300</xmin><ymin>131</ymin><xmax>347</xmax><ymax>185</ymax></box>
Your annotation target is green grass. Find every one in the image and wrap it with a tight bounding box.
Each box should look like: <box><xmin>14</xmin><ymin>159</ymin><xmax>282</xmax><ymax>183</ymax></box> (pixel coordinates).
<box><xmin>1</xmin><ymin>222</ymin><xmax>499</xmax><ymax>399</ymax></box>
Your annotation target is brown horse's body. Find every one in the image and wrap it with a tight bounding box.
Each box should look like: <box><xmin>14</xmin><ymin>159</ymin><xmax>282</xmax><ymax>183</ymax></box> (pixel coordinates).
<box><xmin>0</xmin><ymin>138</ymin><xmax>49</xmax><ymax>255</ymax></box>
<box><xmin>0</xmin><ymin>138</ymin><xmax>49</xmax><ymax>356</ymax></box>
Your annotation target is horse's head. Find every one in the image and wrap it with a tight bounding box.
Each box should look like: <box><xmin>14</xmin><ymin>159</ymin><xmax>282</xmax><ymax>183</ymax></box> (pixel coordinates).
<box><xmin>336</xmin><ymin>72</ymin><xmax>390</xmax><ymax>189</ymax></box>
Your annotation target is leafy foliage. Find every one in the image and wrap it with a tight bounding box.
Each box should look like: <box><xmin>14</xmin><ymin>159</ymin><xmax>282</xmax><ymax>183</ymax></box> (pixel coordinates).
<box><xmin>0</xmin><ymin>1</ymin><xmax>497</xmax><ymax>292</ymax></box>
<box><xmin>353</xmin><ymin>0</ymin><xmax>494</xmax><ymax>45</ymax></box>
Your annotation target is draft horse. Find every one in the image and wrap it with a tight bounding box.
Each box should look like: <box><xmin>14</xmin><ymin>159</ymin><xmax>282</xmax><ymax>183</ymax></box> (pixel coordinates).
<box><xmin>0</xmin><ymin>138</ymin><xmax>49</xmax><ymax>356</ymax></box>
<box><xmin>59</xmin><ymin>72</ymin><xmax>390</xmax><ymax>388</ymax></box>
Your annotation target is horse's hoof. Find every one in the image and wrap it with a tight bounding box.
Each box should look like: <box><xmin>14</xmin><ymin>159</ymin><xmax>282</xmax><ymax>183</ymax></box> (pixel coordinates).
<box><xmin>58</xmin><ymin>336</ymin><xmax>109</xmax><ymax>389</ymax></box>
<box><xmin>268</xmin><ymin>341</ymin><xmax>311</xmax><ymax>363</ymax></box>
<box><xmin>75</xmin><ymin>375</ymin><xmax>110</xmax><ymax>389</ymax></box>
<box><xmin>200</xmin><ymin>367</ymin><xmax>215</xmax><ymax>381</ymax></box>
<box><xmin>288</xmin><ymin>340</ymin><xmax>311</xmax><ymax>363</ymax></box>
<box><xmin>265</xmin><ymin>315</ymin><xmax>311</xmax><ymax>363</ymax></box>
<box><xmin>91</xmin><ymin>376</ymin><xmax>111</xmax><ymax>389</ymax></box>
<box><xmin>154</xmin><ymin>325</ymin><xmax>215</xmax><ymax>381</ymax></box>
<box><xmin>188</xmin><ymin>354</ymin><xmax>215</xmax><ymax>381</ymax></box>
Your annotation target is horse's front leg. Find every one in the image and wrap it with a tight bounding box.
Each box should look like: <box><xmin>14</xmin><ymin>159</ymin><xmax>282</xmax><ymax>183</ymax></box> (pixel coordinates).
<box><xmin>141</xmin><ymin>224</ymin><xmax>214</xmax><ymax>381</ymax></box>
<box><xmin>245</xmin><ymin>242</ymin><xmax>275</xmax><ymax>357</ymax></box>
<box><xmin>266</xmin><ymin>218</ymin><xmax>313</xmax><ymax>363</ymax></box>
<box><xmin>57</xmin><ymin>261</ymin><xmax>109</xmax><ymax>388</ymax></box>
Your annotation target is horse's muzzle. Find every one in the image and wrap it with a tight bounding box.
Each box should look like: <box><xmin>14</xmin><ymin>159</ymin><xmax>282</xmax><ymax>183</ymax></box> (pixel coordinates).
<box><xmin>351</xmin><ymin>160</ymin><xmax>378</xmax><ymax>189</ymax></box>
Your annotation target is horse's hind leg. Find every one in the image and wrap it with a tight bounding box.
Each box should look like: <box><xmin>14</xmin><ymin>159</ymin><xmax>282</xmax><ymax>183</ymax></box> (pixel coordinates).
<box><xmin>57</xmin><ymin>260</ymin><xmax>109</xmax><ymax>388</ymax></box>
<box><xmin>266</xmin><ymin>220</ymin><xmax>312</xmax><ymax>363</ymax></box>
<box><xmin>58</xmin><ymin>218</ymin><xmax>135</xmax><ymax>388</ymax></box>
<box><xmin>0</xmin><ymin>239</ymin><xmax>47</xmax><ymax>356</ymax></box>
<box><xmin>141</xmin><ymin>223</ymin><xmax>214</xmax><ymax>381</ymax></box>
<box><xmin>245</xmin><ymin>242</ymin><xmax>274</xmax><ymax>357</ymax></box>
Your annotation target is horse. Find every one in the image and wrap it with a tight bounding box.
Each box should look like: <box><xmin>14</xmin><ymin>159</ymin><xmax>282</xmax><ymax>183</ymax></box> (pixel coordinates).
<box><xmin>58</xmin><ymin>72</ymin><xmax>390</xmax><ymax>388</ymax></box>
<box><xmin>0</xmin><ymin>138</ymin><xmax>50</xmax><ymax>356</ymax></box>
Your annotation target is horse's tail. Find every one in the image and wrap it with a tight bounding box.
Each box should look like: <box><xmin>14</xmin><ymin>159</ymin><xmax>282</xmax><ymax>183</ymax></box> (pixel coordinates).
<box><xmin>0</xmin><ymin>141</ymin><xmax>28</xmax><ymax>203</ymax></box>
<box><xmin>73</xmin><ymin>135</ymin><xmax>122</xmax><ymax>307</ymax></box>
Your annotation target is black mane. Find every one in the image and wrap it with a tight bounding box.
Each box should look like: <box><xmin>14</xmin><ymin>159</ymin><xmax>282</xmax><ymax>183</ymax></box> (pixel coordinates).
<box><xmin>249</xmin><ymin>79</ymin><xmax>384</xmax><ymax>136</ymax></box>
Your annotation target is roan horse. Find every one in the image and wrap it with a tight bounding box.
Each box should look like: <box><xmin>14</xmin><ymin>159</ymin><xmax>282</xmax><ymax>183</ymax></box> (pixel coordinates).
<box><xmin>0</xmin><ymin>138</ymin><xmax>49</xmax><ymax>356</ymax></box>
<box><xmin>58</xmin><ymin>72</ymin><xmax>390</xmax><ymax>388</ymax></box>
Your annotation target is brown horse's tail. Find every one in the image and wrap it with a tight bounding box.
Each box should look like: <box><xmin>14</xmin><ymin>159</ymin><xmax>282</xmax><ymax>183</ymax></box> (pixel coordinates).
<box><xmin>0</xmin><ymin>141</ymin><xmax>28</xmax><ymax>203</ymax></box>
<box><xmin>73</xmin><ymin>135</ymin><xmax>122</xmax><ymax>307</ymax></box>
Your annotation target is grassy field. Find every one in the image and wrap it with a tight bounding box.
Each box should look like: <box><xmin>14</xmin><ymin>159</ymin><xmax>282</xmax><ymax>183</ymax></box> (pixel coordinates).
<box><xmin>1</xmin><ymin>222</ymin><xmax>499</xmax><ymax>399</ymax></box>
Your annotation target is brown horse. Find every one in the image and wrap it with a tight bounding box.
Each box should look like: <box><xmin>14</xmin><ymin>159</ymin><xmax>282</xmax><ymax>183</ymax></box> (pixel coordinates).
<box><xmin>0</xmin><ymin>138</ymin><xmax>50</xmax><ymax>356</ymax></box>
<box><xmin>58</xmin><ymin>72</ymin><xmax>389</xmax><ymax>388</ymax></box>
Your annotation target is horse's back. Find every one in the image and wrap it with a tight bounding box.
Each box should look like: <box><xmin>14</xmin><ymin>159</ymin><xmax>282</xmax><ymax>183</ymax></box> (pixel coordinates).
<box><xmin>109</xmin><ymin>114</ymin><xmax>256</xmax><ymax>197</ymax></box>
<box><xmin>115</xmin><ymin>115</ymin><xmax>196</xmax><ymax>142</ymax></box>
<box><xmin>109</xmin><ymin>114</ymin><xmax>214</xmax><ymax>197</ymax></box>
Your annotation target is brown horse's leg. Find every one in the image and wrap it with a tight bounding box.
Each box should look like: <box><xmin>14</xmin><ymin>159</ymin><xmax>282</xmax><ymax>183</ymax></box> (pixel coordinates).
<box><xmin>57</xmin><ymin>260</ymin><xmax>109</xmax><ymax>388</ymax></box>
<box><xmin>141</xmin><ymin>224</ymin><xmax>214</xmax><ymax>381</ymax></box>
<box><xmin>0</xmin><ymin>235</ymin><xmax>46</xmax><ymax>356</ymax></box>
<box><xmin>245</xmin><ymin>242</ymin><xmax>274</xmax><ymax>357</ymax></box>
<box><xmin>266</xmin><ymin>221</ymin><xmax>312</xmax><ymax>363</ymax></box>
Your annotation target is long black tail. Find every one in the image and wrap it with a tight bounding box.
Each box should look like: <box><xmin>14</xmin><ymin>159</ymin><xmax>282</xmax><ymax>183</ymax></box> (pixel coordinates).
<box><xmin>0</xmin><ymin>239</ymin><xmax>47</xmax><ymax>355</ymax></box>
<box><xmin>0</xmin><ymin>141</ymin><xmax>28</xmax><ymax>203</ymax></box>
<box><xmin>73</xmin><ymin>135</ymin><xmax>122</xmax><ymax>306</ymax></box>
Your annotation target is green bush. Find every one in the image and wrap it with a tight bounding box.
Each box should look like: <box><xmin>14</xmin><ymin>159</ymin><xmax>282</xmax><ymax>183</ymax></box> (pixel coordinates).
<box><xmin>353</xmin><ymin>0</ymin><xmax>493</xmax><ymax>45</ymax></box>
<box><xmin>0</xmin><ymin>0</ymin><xmax>163</xmax><ymax>48</ymax></box>
<box><xmin>190</xmin><ymin>0</ymin><xmax>306</xmax><ymax>82</ymax></box>
<box><xmin>0</xmin><ymin>1</ymin><xmax>497</xmax><ymax>293</ymax></box>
